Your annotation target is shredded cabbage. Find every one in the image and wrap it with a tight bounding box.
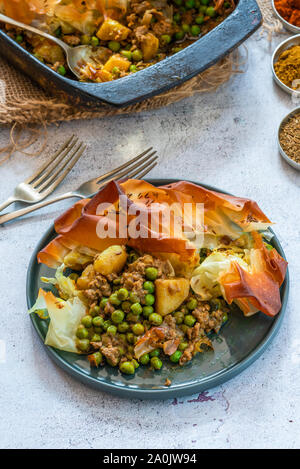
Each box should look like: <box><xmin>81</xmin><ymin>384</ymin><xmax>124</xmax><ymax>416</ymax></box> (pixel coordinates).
<box><xmin>191</xmin><ymin>251</ymin><xmax>249</xmax><ymax>300</ymax></box>
<box><xmin>29</xmin><ymin>289</ymin><xmax>87</xmax><ymax>353</ymax></box>
<box><xmin>41</xmin><ymin>264</ymin><xmax>78</xmax><ymax>300</ymax></box>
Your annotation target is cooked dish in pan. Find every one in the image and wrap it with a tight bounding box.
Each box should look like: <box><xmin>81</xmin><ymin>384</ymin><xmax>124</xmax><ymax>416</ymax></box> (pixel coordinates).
<box><xmin>29</xmin><ymin>180</ymin><xmax>288</xmax><ymax>376</ymax></box>
<box><xmin>0</xmin><ymin>0</ymin><xmax>237</xmax><ymax>82</ymax></box>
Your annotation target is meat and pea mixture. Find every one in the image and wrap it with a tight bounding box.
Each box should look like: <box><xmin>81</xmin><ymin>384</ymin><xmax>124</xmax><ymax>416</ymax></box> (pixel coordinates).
<box><xmin>2</xmin><ymin>0</ymin><xmax>236</xmax><ymax>82</ymax></box>
<box><xmin>72</xmin><ymin>246</ymin><xmax>228</xmax><ymax>375</ymax></box>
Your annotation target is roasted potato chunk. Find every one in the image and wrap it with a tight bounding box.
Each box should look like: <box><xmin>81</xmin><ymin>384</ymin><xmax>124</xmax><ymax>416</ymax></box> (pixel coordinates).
<box><xmin>97</xmin><ymin>19</ymin><xmax>130</xmax><ymax>41</ymax></box>
<box><xmin>155</xmin><ymin>278</ymin><xmax>190</xmax><ymax>316</ymax></box>
<box><xmin>103</xmin><ymin>55</ymin><xmax>130</xmax><ymax>72</ymax></box>
<box><xmin>77</xmin><ymin>263</ymin><xmax>95</xmax><ymax>290</ymax></box>
<box><xmin>141</xmin><ymin>33</ymin><xmax>159</xmax><ymax>61</ymax></box>
<box><xmin>94</xmin><ymin>245</ymin><xmax>127</xmax><ymax>275</ymax></box>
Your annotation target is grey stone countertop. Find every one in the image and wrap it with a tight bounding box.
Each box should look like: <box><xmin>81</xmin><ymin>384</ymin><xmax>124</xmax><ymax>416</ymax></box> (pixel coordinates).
<box><xmin>0</xmin><ymin>31</ymin><xmax>299</xmax><ymax>449</ymax></box>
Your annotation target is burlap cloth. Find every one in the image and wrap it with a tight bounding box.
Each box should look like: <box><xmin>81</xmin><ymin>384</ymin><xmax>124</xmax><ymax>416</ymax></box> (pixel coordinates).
<box><xmin>0</xmin><ymin>0</ymin><xmax>282</xmax><ymax>126</ymax></box>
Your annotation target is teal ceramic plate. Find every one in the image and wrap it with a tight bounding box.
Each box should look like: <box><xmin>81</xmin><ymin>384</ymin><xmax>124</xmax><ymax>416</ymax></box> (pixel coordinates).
<box><xmin>26</xmin><ymin>179</ymin><xmax>289</xmax><ymax>399</ymax></box>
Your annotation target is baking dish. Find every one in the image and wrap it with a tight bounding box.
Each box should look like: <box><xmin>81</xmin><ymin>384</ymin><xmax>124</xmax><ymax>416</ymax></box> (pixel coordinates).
<box><xmin>0</xmin><ymin>0</ymin><xmax>262</xmax><ymax>107</ymax></box>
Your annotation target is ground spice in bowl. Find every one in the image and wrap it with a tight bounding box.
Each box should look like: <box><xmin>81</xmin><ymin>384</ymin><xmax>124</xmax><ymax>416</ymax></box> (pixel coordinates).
<box><xmin>279</xmin><ymin>112</ymin><xmax>300</xmax><ymax>164</ymax></box>
<box><xmin>274</xmin><ymin>0</ymin><xmax>300</xmax><ymax>27</ymax></box>
<box><xmin>274</xmin><ymin>45</ymin><xmax>300</xmax><ymax>89</ymax></box>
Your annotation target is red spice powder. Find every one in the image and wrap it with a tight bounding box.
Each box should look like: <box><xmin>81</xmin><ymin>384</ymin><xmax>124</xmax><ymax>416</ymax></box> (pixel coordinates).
<box><xmin>275</xmin><ymin>0</ymin><xmax>300</xmax><ymax>27</ymax></box>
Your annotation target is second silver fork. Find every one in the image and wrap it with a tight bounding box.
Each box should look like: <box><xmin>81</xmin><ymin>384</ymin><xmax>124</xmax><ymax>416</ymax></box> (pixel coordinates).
<box><xmin>0</xmin><ymin>148</ymin><xmax>158</xmax><ymax>225</ymax></box>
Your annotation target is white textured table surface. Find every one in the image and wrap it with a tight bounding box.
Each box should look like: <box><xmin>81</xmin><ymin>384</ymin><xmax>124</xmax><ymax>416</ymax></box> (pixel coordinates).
<box><xmin>0</xmin><ymin>31</ymin><xmax>299</xmax><ymax>449</ymax></box>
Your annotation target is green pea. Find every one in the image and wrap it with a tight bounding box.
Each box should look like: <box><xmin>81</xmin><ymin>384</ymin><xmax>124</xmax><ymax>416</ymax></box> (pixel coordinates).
<box><xmin>139</xmin><ymin>353</ymin><xmax>150</xmax><ymax>365</ymax></box>
<box><xmin>150</xmin><ymin>349</ymin><xmax>160</xmax><ymax>358</ymax></box>
<box><xmin>132</xmin><ymin>323</ymin><xmax>145</xmax><ymax>336</ymax></box>
<box><xmin>57</xmin><ymin>65</ymin><xmax>66</xmax><ymax>76</ymax></box>
<box><xmin>145</xmin><ymin>267</ymin><xmax>158</xmax><ymax>280</ymax></box>
<box><xmin>151</xmin><ymin>357</ymin><xmax>163</xmax><ymax>370</ymax></box>
<box><xmin>81</xmin><ymin>315</ymin><xmax>93</xmax><ymax>328</ymax></box>
<box><xmin>175</xmin><ymin>30</ymin><xmax>185</xmax><ymax>40</ymax></box>
<box><xmin>132</xmin><ymin>49</ymin><xmax>143</xmax><ymax>61</ymax></box>
<box><xmin>179</xmin><ymin>341</ymin><xmax>189</xmax><ymax>351</ymax></box>
<box><xmin>112</xmin><ymin>66</ymin><xmax>120</xmax><ymax>75</ymax></box>
<box><xmin>109</xmin><ymin>293</ymin><xmax>121</xmax><ymax>306</ymax></box>
<box><xmin>161</xmin><ymin>34</ymin><xmax>172</xmax><ymax>44</ymax></box>
<box><xmin>182</xmin><ymin>23</ymin><xmax>190</xmax><ymax>33</ymax></box>
<box><xmin>118</xmin><ymin>321</ymin><xmax>130</xmax><ymax>333</ymax></box>
<box><xmin>143</xmin><ymin>281</ymin><xmax>155</xmax><ymax>293</ymax></box>
<box><xmin>94</xmin><ymin>327</ymin><xmax>102</xmax><ymax>334</ymax></box>
<box><xmin>200</xmin><ymin>0</ymin><xmax>209</xmax><ymax>4</ymax></box>
<box><xmin>117</xmin><ymin>288</ymin><xmax>129</xmax><ymax>301</ymax></box>
<box><xmin>103</xmin><ymin>320</ymin><xmax>112</xmax><ymax>331</ymax></box>
<box><xmin>206</xmin><ymin>6</ymin><xmax>216</xmax><ymax>17</ymax></box>
<box><xmin>121</xmin><ymin>50</ymin><xmax>132</xmax><ymax>60</ymax></box>
<box><xmin>119</xmin><ymin>333</ymin><xmax>126</xmax><ymax>342</ymax></box>
<box><xmin>111</xmin><ymin>310</ymin><xmax>125</xmax><ymax>324</ymax></box>
<box><xmin>129</xmin><ymin>292</ymin><xmax>139</xmax><ymax>303</ymax></box>
<box><xmin>91</xmin><ymin>333</ymin><xmax>101</xmax><ymax>342</ymax></box>
<box><xmin>173</xmin><ymin>13</ymin><xmax>181</xmax><ymax>22</ymax></box>
<box><xmin>187</xmin><ymin>298</ymin><xmax>198</xmax><ymax>310</ymax></box>
<box><xmin>113</xmin><ymin>277</ymin><xmax>121</xmax><ymax>285</ymax></box>
<box><xmin>89</xmin><ymin>351</ymin><xmax>102</xmax><ymax>366</ymax></box>
<box><xmin>81</xmin><ymin>34</ymin><xmax>91</xmax><ymax>45</ymax></box>
<box><xmin>184</xmin><ymin>315</ymin><xmax>196</xmax><ymax>327</ymax></box>
<box><xmin>91</xmin><ymin>36</ymin><xmax>99</xmax><ymax>47</ymax></box>
<box><xmin>126</xmin><ymin>332</ymin><xmax>135</xmax><ymax>344</ymax></box>
<box><xmin>185</xmin><ymin>0</ymin><xmax>195</xmax><ymax>9</ymax></box>
<box><xmin>149</xmin><ymin>313</ymin><xmax>163</xmax><ymax>326</ymax></box>
<box><xmin>180</xmin><ymin>324</ymin><xmax>189</xmax><ymax>334</ymax></box>
<box><xmin>170</xmin><ymin>350</ymin><xmax>182</xmax><ymax>363</ymax></box>
<box><xmin>199</xmin><ymin>5</ymin><xmax>207</xmax><ymax>13</ymax></box>
<box><xmin>191</xmin><ymin>25</ymin><xmax>201</xmax><ymax>36</ymax></box>
<box><xmin>108</xmin><ymin>40</ymin><xmax>121</xmax><ymax>52</ymax></box>
<box><xmin>222</xmin><ymin>312</ymin><xmax>229</xmax><ymax>323</ymax></box>
<box><xmin>100</xmin><ymin>297</ymin><xmax>109</xmax><ymax>309</ymax></box>
<box><xmin>76</xmin><ymin>325</ymin><xmax>89</xmax><ymax>339</ymax></box>
<box><xmin>145</xmin><ymin>294</ymin><xmax>155</xmax><ymax>306</ymax></box>
<box><xmin>119</xmin><ymin>361</ymin><xmax>135</xmax><ymax>374</ymax></box>
<box><xmin>131</xmin><ymin>303</ymin><xmax>143</xmax><ymax>315</ymax></box>
<box><xmin>16</xmin><ymin>35</ymin><xmax>23</xmax><ymax>44</ymax></box>
<box><xmin>132</xmin><ymin>359</ymin><xmax>139</xmax><ymax>369</ymax></box>
<box><xmin>174</xmin><ymin>311</ymin><xmax>184</xmax><ymax>325</ymax></box>
<box><xmin>90</xmin><ymin>305</ymin><xmax>100</xmax><ymax>317</ymax></box>
<box><xmin>77</xmin><ymin>339</ymin><xmax>90</xmax><ymax>352</ymax></box>
<box><xmin>129</xmin><ymin>64</ymin><xmax>137</xmax><ymax>72</ymax></box>
<box><xmin>122</xmin><ymin>301</ymin><xmax>132</xmax><ymax>312</ymax></box>
<box><xmin>107</xmin><ymin>325</ymin><xmax>117</xmax><ymax>336</ymax></box>
<box><xmin>92</xmin><ymin>316</ymin><xmax>104</xmax><ymax>328</ymax></box>
<box><xmin>195</xmin><ymin>15</ymin><xmax>204</xmax><ymax>24</ymax></box>
<box><xmin>142</xmin><ymin>305</ymin><xmax>154</xmax><ymax>318</ymax></box>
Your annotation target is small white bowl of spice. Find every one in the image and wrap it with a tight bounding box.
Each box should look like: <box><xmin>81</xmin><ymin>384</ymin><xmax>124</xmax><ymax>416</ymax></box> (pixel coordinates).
<box><xmin>278</xmin><ymin>108</ymin><xmax>300</xmax><ymax>170</ymax></box>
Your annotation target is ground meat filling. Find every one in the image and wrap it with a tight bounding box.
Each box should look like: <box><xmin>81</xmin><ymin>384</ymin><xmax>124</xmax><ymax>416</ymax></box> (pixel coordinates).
<box><xmin>76</xmin><ymin>249</ymin><xmax>229</xmax><ymax>369</ymax></box>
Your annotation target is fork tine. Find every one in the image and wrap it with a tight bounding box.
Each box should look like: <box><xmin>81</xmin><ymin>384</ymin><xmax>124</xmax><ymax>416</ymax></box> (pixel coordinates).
<box><xmin>128</xmin><ymin>161</ymin><xmax>158</xmax><ymax>180</ymax></box>
<box><xmin>31</xmin><ymin>138</ymin><xmax>79</xmax><ymax>189</ymax></box>
<box><xmin>37</xmin><ymin>142</ymin><xmax>83</xmax><ymax>192</ymax></box>
<box><xmin>95</xmin><ymin>147</ymin><xmax>154</xmax><ymax>184</ymax></box>
<box><xmin>96</xmin><ymin>154</ymin><xmax>158</xmax><ymax>190</ymax></box>
<box><xmin>25</xmin><ymin>135</ymin><xmax>76</xmax><ymax>185</ymax></box>
<box><xmin>40</xmin><ymin>145</ymin><xmax>87</xmax><ymax>198</ymax></box>
<box><xmin>96</xmin><ymin>151</ymin><xmax>157</xmax><ymax>185</ymax></box>
<box><xmin>122</xmin><ymin>155</ymin><xmax>158</xmax><ymax>180</ymax></box>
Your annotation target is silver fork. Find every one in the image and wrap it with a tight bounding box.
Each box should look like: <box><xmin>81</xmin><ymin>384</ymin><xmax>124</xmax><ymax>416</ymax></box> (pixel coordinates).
<box><xmin>0</xmin><ymin>136</ymin><xmax>86</xmax><ymax>213</ymax></box>
<box><xmin>0</xmin><ymin>148</ymin><xmax>158</xmax><ymax>225</ymax></box>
